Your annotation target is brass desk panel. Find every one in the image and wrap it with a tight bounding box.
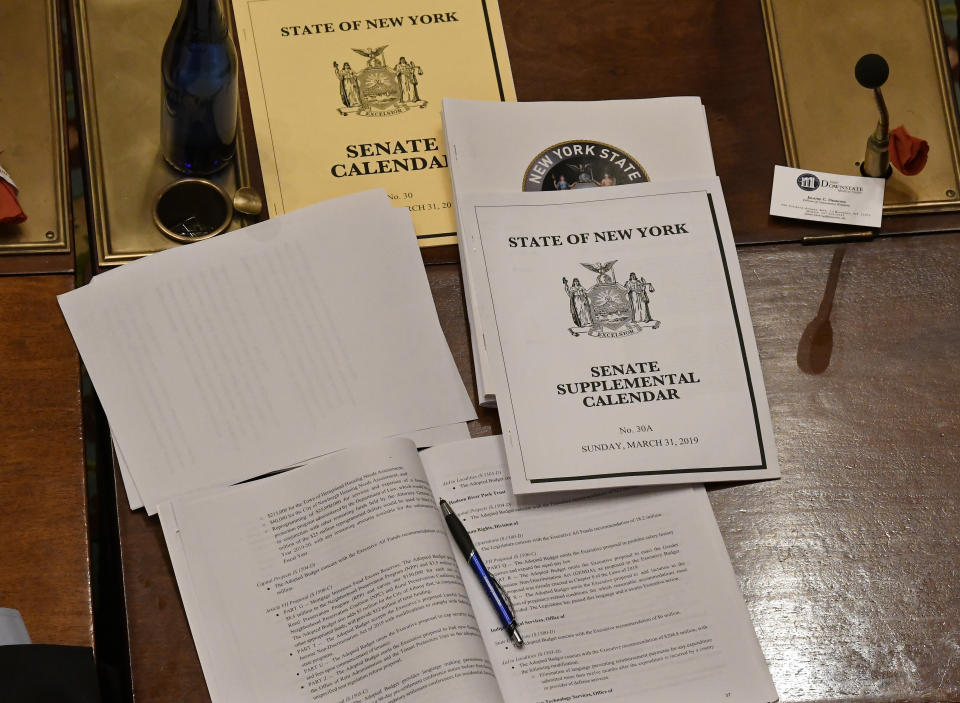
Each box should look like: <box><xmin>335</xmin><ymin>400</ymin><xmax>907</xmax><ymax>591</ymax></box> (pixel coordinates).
<box><xmin>498</xmin><ymin>0</ymin><xmax>960</xmax><ymax>244</ymax></box>
<box><xmin>0</xmin><ymin>275</ymin><xmax>92</xmax><ymax>647</ymax></box>
<box><xmin>116</xmin><ymin>236</ymin><xmax>959</xmax><ymax>702</ymax></box>
<box><xmin>72</xmin><ymin>0</ymin><xmax>253</xmax><ymax>268</ymax></box>
<box><xmin>763</xmin><ymin>0</ymin><xmax>960</xmax><ymax>214</ymax></box>
<box><xmin>0</xmin><ymin>0</ymin><xmax>72</xmax><ymax>257</ymax></box>
<box><xmin>70</xmin><ymin>0</ymin><xmax>960</xmax><ymax>258</ymax></box>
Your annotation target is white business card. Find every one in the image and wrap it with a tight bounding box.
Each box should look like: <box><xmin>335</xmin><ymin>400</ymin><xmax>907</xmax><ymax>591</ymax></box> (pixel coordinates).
<box><xmin>770</xmin><ymin>165</ymin><xmax>884</xmax><ymax>227</ymax></box>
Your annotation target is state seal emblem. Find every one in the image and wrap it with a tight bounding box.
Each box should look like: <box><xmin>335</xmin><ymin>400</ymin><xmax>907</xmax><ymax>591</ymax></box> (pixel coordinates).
<box><xmin>333</xmin><ymin>45</ymin><xmax>428</xmax><ymax>117</ymax></box>
<box><xmin>522</xmin><ymin>140</ymin><xmax>649</xmax><ymax>191</ymax></box>
<box><xmin>562</xmin><ymin>261</ymin><xmax>660</xmax><ymax>338</ymax></box>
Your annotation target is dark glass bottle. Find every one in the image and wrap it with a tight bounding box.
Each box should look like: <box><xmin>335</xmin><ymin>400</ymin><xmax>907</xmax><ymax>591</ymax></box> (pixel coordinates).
<box><xmin>161</xmin><ymin>0</ymin><xmax>238</xmax><ymax>175</ymax></box>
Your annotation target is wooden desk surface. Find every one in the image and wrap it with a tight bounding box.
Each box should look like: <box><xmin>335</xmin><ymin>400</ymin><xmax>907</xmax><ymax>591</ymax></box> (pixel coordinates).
<box><xmin>39</xmin><ymin>0</ymin><xmax>957</xmax><ymax>697</ymax></box>
<box><xmin>114</xmin><ymin>233</ymin><xmax>960</xmax><ymax>702</ymax></box>
<box><xmin>0</xmin><ymin>274</ymin><xmax>92</xmax><ymax>647</ymax></box>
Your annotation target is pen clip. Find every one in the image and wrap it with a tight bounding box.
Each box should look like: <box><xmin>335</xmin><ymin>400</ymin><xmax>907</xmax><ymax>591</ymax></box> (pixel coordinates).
<box><xmin>489</xmin><ymin>574</ymin><xmax>516</xmax><ymax>617</ymax></box>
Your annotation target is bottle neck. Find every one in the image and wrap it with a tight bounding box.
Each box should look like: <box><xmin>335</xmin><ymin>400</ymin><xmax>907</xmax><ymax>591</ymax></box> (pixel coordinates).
<box><xmin>174</xmin><ymin>0</ymin><xmax>228</xmax><ymax>40</ymax></box>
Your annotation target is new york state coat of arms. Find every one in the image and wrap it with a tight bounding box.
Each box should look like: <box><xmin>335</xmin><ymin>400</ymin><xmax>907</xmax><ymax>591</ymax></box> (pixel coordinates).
<box><xmin>562</xmin><ymin>261</ymin><xmax>660</xmax><ymax>338</ymax></box>
<box><xmin>333</xmin><ymin>45</ymin><xmax>428</xmax><ymax>117</ymax></box>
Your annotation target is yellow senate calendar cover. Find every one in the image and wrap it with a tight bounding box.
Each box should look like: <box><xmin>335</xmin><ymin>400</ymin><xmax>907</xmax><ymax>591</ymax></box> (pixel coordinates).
<box><xmin>231</xmin><ymin>0</ymin><xmax>516</xmax><ymax>246</ymax></box>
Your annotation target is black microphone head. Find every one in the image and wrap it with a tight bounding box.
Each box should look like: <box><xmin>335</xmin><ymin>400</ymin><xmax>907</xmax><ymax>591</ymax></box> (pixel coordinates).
<box><xmin>855</xmin><ymin>54</ymin><xmax>889</xmax><ymax>89</ymax></box>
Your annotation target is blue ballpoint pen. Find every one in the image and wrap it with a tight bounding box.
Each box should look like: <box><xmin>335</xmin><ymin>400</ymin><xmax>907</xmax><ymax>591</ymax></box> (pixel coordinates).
<box><xmin>439</xmin><ymin>498</ymin><xmax>524</xmax><ymax>648</ymax></box>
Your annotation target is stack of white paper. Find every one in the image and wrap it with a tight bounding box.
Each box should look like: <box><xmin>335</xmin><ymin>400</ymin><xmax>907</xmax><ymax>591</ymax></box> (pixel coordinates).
<box><xmin>440</xmin><ymin>99</ymin><xmax>778</xmax><ymax>495</ymax></box>
<box><xmin>442</xmin><ymin>97</ymin><xmax>719</xmax><ymax>405</ymax></box>
<box><xmin>59</xmin><ymin>190</ymin><xmax>476</xmax><ymax>513</ymax></box>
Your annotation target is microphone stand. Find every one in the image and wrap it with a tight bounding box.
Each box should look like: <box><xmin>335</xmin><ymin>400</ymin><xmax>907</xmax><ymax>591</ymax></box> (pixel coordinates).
<box><xmin>856</xmin><ymin>53</ymin><xmax>892</xmax><ymax>178</ymax></box>
<box><xmin>861</xmin><ymin>87</ymin><xmax>890</xmax><ymax>178</ymax></box>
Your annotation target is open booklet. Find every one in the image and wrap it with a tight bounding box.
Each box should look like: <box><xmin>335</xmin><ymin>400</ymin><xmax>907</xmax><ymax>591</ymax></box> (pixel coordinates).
<box><xmin>160</xmin><ymin>435</ymin><xmax>778</xmax><ymax>703</ymax></box>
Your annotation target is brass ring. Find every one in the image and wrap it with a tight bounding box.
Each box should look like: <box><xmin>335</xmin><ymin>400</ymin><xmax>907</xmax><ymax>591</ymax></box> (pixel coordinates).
<box><xmin>153</xmin><ymin>178</ymin><xmax>233</xmax><ymax>243</ymax></box>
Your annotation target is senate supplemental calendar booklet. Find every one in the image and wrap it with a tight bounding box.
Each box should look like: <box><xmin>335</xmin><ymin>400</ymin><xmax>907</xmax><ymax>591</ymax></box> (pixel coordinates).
<box><xmin>231</xmin><ymin>0</ymin><xmax>515</xmax><ymax>246</ymax></box>
<box><xmin>441</xmin><ymin>97</ymin><xmax>718</xmax><ymax>403</ymax></box>
<box><xmin>161</xmin><ymin>435</ymin><xmax>778</xmax><ymax>703</ymax></box>
<box><xmin>458</xmin><ymin>178</ymin><xmax>780</xmax><ymax>494</ymax></box>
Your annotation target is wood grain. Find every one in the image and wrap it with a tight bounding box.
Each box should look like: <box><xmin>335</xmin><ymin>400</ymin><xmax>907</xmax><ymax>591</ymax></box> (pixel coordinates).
<box><xmin>117</xmin><ymin>233</ymin><xmax>960</xmax><ymax>702</ymax></box>
<box><xmin>107</xmin><ymin>1</ymin><xmax>960</xmax><ymax>698</ymax></box>
<box><xmin>0</xmin><ymin>274</ymin><xmax>92</xmax><ymax>647</ymax></box>
<box><xmin>115</xmin><ymin>469</ymin><xmax>208</xmax><ymax>701</ymax></box>
<box><xmin>712</xmin><ymin>235</ymin><xmax>960</xmax><ymax>702</ymax></box>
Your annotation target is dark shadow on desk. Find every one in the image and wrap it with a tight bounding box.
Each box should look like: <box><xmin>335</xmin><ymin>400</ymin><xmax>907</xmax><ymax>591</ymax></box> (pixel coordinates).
<box><xmin>83</xmin><ymin>378</ymin><xmax>133</xmax><ymax>703</ymax></box>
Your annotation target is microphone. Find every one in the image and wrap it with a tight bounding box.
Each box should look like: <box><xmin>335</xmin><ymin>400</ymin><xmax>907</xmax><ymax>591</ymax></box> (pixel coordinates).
<box><xmin>855</xmin><ymin>54</ymin><xmax>891</xmax><ymax>178</ymax></box>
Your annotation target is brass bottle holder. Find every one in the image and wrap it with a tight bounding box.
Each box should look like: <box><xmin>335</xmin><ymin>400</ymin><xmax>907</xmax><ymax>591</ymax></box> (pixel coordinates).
<box><xmin>152</xmin><ymin>179</ymin><xmax>233</xmax><ymax>243</ymax></box>
<box><xmin>71</xmin><ymin>0</ymin><xmax>258</xmax><ymax>267</ymax></box>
